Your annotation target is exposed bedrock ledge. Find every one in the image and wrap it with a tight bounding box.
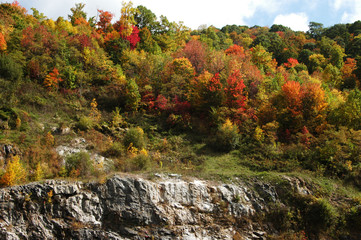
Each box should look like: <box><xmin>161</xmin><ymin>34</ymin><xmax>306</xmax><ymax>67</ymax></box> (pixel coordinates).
<box><xmin>0</xmin><ymin>174</ymin><xmax>282</xmax><ymax>239</ymax></box>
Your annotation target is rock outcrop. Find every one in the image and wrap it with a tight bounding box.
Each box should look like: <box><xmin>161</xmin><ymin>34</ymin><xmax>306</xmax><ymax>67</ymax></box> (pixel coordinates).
<box><xmin>0</xmin><ymin>174</ymin><xmax>278</xmax><ymax>239</ymax></box>
<box><xmin>0</xmin><ymin>144</ymin><xmax>20</xmax><ymax>165</ymax></box>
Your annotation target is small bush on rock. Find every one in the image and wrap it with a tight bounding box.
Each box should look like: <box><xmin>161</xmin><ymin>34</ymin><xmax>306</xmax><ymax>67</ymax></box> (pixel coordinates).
<box><xmin>65</xmin><ymin>152</ymin><xmax>93</xmax><ymax>178</ymax></box>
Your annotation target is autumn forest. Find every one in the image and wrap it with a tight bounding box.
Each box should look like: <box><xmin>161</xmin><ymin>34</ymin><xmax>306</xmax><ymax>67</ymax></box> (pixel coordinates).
<box><xmin>2</xmin><ymin>1</ymin><xmax>361</xmax><ymax>237</ymax></box>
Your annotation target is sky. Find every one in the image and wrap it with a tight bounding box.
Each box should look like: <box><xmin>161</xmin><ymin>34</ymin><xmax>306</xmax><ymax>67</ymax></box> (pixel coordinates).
<box><xmin>3</xmin><ymin>0</ymin><xmax>361</xmax><ymax>32</ymax></box>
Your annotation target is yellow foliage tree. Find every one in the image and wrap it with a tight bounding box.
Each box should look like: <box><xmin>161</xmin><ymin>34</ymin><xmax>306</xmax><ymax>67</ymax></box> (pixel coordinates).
<box><xmin>34</xmin><ymin>162</ymin><xmax>44</xmax><ymax>181</ymax></box>
<box><xmin>55</xmin><ymin>17</ymin><xmax>78</xmax><ymax>34</ymax></box>
<box><xmin>42</xmin><ymin>19</ymin><xmax>56</xmax><ymax>31</ymax></box>
<box><xmin>119</xmin><ymin>1</ymin><xmax>139</xmax><ymax>37</ymax></box>
<box><xmin>220</xmin><ymin>118</ymin><xmax>239</xmax><ymax>134</ymax></box>
<box><xmin>1</xmin><ymin>155</ymin><xmax>26</xmax><ymax>186</ymax></box>
<box><xmin>214</xmin><ymin>118</ymin><xmax>240</xmax><ymax>151</ymax></box>
<box><xmin>90</xmin><ymin>98</ymin><xmax>101</xmax><ymax>122</ymax></box>
<box><xmin>188</xmin><ymin>70</ymin><xmax>213</xmax><ymax>108</ymax></box>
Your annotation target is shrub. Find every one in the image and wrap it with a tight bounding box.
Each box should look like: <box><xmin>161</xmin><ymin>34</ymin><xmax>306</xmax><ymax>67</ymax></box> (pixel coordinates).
<box><xmin>131</xmin><ymin>149</ymin><xmax>150</xmax><ymax>170</ymax></box>
<box><xmin>267</xmin><ymin>203</ymin><xmax>293</xmax><ymax>232</ymax></box>
<box><xmin>65</xmin><ymin>152</ymin><xmax>93</xmax><ymax>178</ymax></box>
<box><xmin>123</xmin><ymin>127</ymin><xmax>145</xmax><ymax>149</ymax></box>
<box><xmin>297</xmin><ymin>196</ymin><xmax>337</xmax><ymax>235</ymax></box>
<box><xmin>77</xmin><ymin>116</ymin><xmax>94</xmax><ymax>131</ymax></box>
<box><xmin>111</xmin><ymin>107</ymin><xmax>126</xmax><ymax>128</ymax></box>
<box><xmin>347</xmin><ymin>205</ymin><xmax>361</xmax><ymax>231</ymax></box>
<box><xmin>210</xmin><ymin>119</ymin><xmax>240</xmax><ymax>152</ymax></box>
<box><xmin>0</xmin><ymin>107</ymin><xmax>19</xmax><ymax>130</ymax></box>
<box><xmin>103</xmin><ymin>142</ymin><xmax>125</xmax><ymax>157</ymax></box>
<box><xmin>309</xmin><ymin>127</ymin><xmax>361</xmax><ymax>177</ymax></box>
<box><xmin>0</xmin><ymin>53</ymin><xmax>23</xmax><ymax>80</ymax></box>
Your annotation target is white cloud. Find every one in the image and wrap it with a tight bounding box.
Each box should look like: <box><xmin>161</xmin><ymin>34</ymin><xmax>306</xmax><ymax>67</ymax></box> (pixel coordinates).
<box><xmin>330</xmin><ymin>0</ymin><xmax>361</xmax><ymax>23</ymax></box>
<box><xmin>341</xmin><ymin>2</ymin><xmax>361</xmax><ymax>23</ymax></box>
<box><xmin>332</xmin><ymin>0</ymin><xmax>354</xmax><ymax>11</ymax></box>
<box><xmin>341</xmin><ymin>11</ymin><xmax>361</xmax><ymax>23</ymax></box>
<box><xmin>273</xmin><ymin>12</ymin><xmax>309</xmax><ymax>31</ymax></box>
<box><xmin>132</xmin><ymin>0</ymin><xmax>286</xmax><ymax>29</ymax></box>
<box><xmin>332</xmin><ymin>0</ymin><xmax>344</xmax><ymax>11</ymax></box>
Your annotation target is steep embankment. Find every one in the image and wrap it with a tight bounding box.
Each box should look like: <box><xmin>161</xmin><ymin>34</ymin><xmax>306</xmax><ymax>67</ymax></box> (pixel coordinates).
<box><xmin>0</xmin><ymin>174</ymin><xmax>294</xmax><ymax>239</ymax></box>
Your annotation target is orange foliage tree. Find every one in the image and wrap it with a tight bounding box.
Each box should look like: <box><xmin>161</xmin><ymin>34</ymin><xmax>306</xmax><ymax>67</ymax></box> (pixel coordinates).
<box><xmin>282</xmin><ymin>80</ymin><xmax>303</xmax><ymax>116</ymax></box>
<box><xmin>97</xmin><ymin>10</ymin><xmax>114</xmax><ymax>34</ymax></box>
<box><xmin>341</xmin><ymin>58</ymin><xmax>357</xmax><ymax>77</ymax></box>
<box><xmin>277</xmin><ymin>80</ymin><xmax>327</xmax><ymax>138</ymax></box>
<box><xmin>284</xmin><ymin>58</ymin><xmax>299</xmax><ymax>68</ymax></box>
<box><xmin>0</xmin><ymin>32</ymin><xmax>6</xmax><ymax>51</ymax></box>
<box><xmin>43</xmin><ymin>68</ymin><xmax>63</xmax><ymax>91</ymax></box>
<box><xmin>341</xmin><ymin>58</ymin><xmax>358</xmax><ymax>88</ymax></box>
<box><xmin>11</xmin><ymin>0</ymin><xmax>27</xmax><ymax>14</ymax></box>
<box><xmin>74</xmin><ymin>17</ymin><xmax>89</xmax><ymax>26</ymax></box>
<box><xmin>301</xmin><ymin>82</ymin><xmax>328</xmax><ymax>132</ymax></box>
<box><xmin>225</xmin><ymin>44</ymin><xmax>245</xmax><ymax>56</ymax></box>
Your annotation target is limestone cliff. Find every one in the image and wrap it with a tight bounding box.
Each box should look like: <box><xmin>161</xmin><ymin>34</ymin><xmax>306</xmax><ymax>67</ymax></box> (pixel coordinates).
<box><xmin>0</xmin><ymin>174</ymin><xmax>281</xmax><ymax>239</ymax></box>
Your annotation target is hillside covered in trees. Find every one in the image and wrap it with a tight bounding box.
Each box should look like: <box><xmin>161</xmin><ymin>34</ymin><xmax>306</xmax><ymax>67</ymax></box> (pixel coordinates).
<box><xmin>1</xmin><ymin>1</ymin><xmax>361</xmax><ymax>238</ymax></box>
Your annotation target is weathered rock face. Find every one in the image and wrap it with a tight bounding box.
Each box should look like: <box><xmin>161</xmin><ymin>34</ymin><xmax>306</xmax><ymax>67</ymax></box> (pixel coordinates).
<box><xmin>0</xmin><ymin>175</ymin><xmax>277</xmax><ymax>239</ymax></box>
<box><xmin>0</xmin><ymin>144</ymin><xmax>20</xmax><ymax>165</ymax></box>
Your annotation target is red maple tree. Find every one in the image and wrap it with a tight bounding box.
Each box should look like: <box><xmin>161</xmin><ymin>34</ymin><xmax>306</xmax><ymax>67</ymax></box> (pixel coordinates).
<box><xmin>225</xmin><ymin>70</ymin><xmax>246</xmax><ymax>109</ymax></box>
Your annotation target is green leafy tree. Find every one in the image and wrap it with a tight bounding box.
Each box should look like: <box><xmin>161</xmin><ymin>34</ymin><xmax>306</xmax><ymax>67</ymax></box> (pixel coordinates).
<box><xmin>307</xmin><ymin>22</ymin><xmax>324</xmax><ymax>40</ymax></box>
<box><xmin>0</xmin><ymin>53</ymin><xmax>23</xmax><ymax>80</ymax></box>
<box><xmin>270</xmin><ymin>24</ymin><xmax>291</xmax><ymax>32</ymax></box>
<box><xmin>328</xmin><ymin>89</ymin><xmax>361</xmax><ymax>130</ymax></box>
<box><xmin>125</xmin><ymin>78</ymin><xmax>141</xmax><ymax>112</ymax></box>
<box><xmin>134</xmin><ymin>5</ymin><xmax>157</xmax><ymax>31</ymax></box>
<box><xmin>31</xmin><ymin>8</ymin><xmax>46</xmax><ymax>21</ymax></box>
<box><xmin>319</xmin><ymin>37</ymin><xmax>345</xmax><ymax>69</ymax></box>
<box><xmin>137</xmin><ymin>27</ymin><xmax>161</xmax><ymax>54</ymax></box>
